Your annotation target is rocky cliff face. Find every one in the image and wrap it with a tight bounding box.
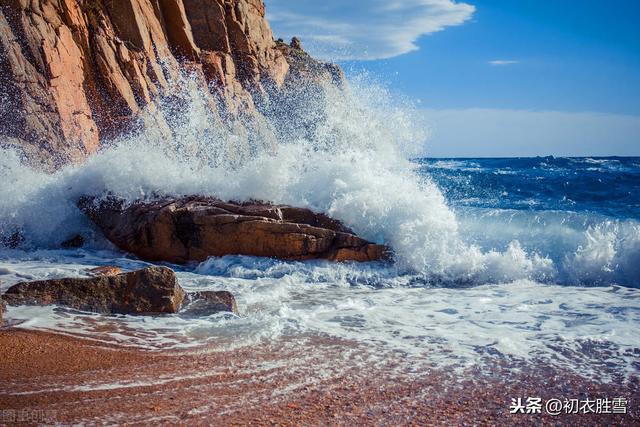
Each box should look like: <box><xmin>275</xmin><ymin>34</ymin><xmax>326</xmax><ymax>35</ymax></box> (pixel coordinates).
<box><xmin>0</xmin><ymin>0</ymin><xmax>341</xmax><ymax>170</ymax></box>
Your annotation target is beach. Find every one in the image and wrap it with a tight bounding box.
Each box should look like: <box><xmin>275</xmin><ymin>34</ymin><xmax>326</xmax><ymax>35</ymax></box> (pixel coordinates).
<box><xmin>1</xmin><ymin>328</ymin><xmax>637</xmax><ymax>425</ymax></box>
<box><xmin>1</xmin><ymin>1</ymin><xmax>639</xmax><ymax>424</ymax></box>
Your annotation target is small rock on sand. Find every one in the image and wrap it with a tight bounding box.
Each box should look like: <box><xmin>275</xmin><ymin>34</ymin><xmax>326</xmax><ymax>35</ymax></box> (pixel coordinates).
<box><xmin>3</xmin><ymin>266</ymin><xmax>185</xmax><ymax>315</ymax></box>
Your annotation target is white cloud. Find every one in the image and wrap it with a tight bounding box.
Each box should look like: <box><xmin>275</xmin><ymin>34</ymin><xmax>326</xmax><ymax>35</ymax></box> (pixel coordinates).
<box><xmin>488</xmin><ymin>60</ymin><xmax>520</xmax><ymax>65</ymax></box>
<box><xmin>265</xmin><ymin>0</ymin><xmax>475</xmax><ymax>60</ymax></box>
<box><xmin>421</xmin><ymin>108</ymin><xmax>640</xmax><ymax>157</ymax></box>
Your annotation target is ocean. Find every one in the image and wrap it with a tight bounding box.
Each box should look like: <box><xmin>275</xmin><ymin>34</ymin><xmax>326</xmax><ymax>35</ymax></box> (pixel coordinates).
<box><xmin>1</xmin><ymin>77</ymin><xmax>639</xmax><ymax>386</ymax></box>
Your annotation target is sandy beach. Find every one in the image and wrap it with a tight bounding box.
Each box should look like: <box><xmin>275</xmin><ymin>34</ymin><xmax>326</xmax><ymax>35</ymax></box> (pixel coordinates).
<box><xmin>1</xmin><ymin>0</ymin><xmax>639</xmax><ymax>425</ymax></box>
<box><xmin>1</xmin><ymin>328</ymin><xmax>637</xmax><ymax>425</ymax></box>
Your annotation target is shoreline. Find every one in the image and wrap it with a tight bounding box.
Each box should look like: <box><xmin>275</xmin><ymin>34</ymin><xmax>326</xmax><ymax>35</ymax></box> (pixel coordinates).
<box><xmin>1</xmin><ymin>327</ymin><xmax>637</xmax><ymax>425</ymax></box>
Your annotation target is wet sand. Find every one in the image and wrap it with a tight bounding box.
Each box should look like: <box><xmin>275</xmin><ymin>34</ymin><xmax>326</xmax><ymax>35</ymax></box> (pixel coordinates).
<box><xmin>0</xmin><ymin>328</ymin><xmax>637</xmax><ymax>425</ymax></box>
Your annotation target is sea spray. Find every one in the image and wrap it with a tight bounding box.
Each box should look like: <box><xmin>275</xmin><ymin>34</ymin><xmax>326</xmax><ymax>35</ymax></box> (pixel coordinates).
<box><xmin>1</xmin><ymin>72</ymin><xmax>639</xmax><ymax>380</ymax></box>
<box><xmin>0</xmin><ymin>71</ymin><xmax>638</xmax><ymax>285</ymax></box>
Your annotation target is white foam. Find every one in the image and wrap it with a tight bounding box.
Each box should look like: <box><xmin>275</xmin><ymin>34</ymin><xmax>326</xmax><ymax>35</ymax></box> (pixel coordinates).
<box><xmin>1</xmin><ymin>69</ymin><xmax>639</xmax><ymax>381</ymax></box>
<box><xmin>2</xmin><ymin>254</ymin><xmax>639</xmax><ymax>381</ymax></box>
<box><xmin>0</xmin><ymin>73</ymin><xmax>579</xmax><ymax>285</ymax></box>
<box><xmin>456</xmin><ymin>207</ymin><xmax>640</xmax><ymax>285</ymax></box>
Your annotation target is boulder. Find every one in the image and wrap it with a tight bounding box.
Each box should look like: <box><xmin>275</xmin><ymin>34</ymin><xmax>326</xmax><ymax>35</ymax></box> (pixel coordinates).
<box><xmin>3</xmin><ymin>267</ymin><xmax>185</xmax><ymax>315</ymax></box>
<box><xmin>79</xmin><ymin>196</ymin><xmax>390</xmax><ymax>264</ymax></box>
<box><xmin>182</xmin><ymin>291</ymin><xmax>239</xmax><ymax>316</ymax></box>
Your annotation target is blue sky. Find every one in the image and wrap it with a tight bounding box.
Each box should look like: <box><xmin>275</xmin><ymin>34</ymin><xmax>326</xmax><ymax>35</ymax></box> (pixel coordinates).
<box><xmin>265</xmin><ymin>0</ymin><xmax>640</xmax><ymax>157</ymax></box>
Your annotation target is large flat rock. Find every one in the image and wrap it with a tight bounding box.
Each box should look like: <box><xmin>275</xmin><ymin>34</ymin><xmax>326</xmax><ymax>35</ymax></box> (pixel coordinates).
<box><xmin>79</xmin><ymin>196</ymin><xmax>389</xmax><ymax>264</ymax></box>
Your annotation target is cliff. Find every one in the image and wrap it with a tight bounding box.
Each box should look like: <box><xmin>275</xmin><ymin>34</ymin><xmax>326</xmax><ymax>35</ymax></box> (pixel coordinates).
<box><xmin>0</xmin><ymin>0</ymin><xmax>343</xmax><ymax>170</ymax></box>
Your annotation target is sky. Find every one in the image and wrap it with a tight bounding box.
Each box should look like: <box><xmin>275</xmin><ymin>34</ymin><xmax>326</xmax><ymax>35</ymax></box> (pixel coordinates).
<box><xmin>265</xmin><ymin>0</ymin><xmax>640</xmax><ymax>157</ymax></box>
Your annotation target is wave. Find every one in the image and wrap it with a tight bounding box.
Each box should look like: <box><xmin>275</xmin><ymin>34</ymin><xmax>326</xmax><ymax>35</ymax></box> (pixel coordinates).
<box><xmin>457</xmin><ymin>208</ymin><xmax>640</xmax><ymax>286</ymax></box>
<box><xmin>0</xmin><ymin>72</ymin><xmax>638</xmax><ymax>286</ymax></box>
<box><xmin>2</xmin><ymin>252</ymin><xmax>638</xmax><ymax>380</ymax></box>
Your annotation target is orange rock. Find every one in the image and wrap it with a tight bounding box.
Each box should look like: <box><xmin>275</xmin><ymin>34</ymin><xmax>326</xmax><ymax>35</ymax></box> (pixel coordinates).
<box><xmin>85</xmin><ymin>266</ymin><xmax>123</xmax><ymax>277</ymax></box>
<box><xmin>158</xmin><ymin>0</ymin><xmax>201</xmax><ymax>60</ymax></box>
<box><xmin>0</xmin><ymin>0</ymin><xmax>333</xmax><ymax>170</ymax></box>
<box><xmin>79</xmin><ymin>196</ymin><xmax>391</xmax><ymax>264</ymax></box>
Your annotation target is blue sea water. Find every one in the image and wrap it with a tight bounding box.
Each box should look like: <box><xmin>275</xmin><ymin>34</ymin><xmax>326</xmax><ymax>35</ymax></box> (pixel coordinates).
<box><xmin>422</xmin><ymin>157</ymin><xmax>640</xmax><ymax>219</ymax></box>
<box><xmin>418</xmin><ymin>157</ymin><xmax>640</xmax><ymax>287</ymax></box>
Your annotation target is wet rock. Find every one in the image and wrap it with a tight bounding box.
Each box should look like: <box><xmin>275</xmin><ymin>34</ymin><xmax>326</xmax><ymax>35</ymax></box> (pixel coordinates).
<box><xmin>183</xmin><ymin>291</ymin><xmax>239</xmax><ymax>316</ymax></box>
<box><xmin>3</xmin><ymin>267</ymin><xmax>185</xmax><ymax>315</ymax></box>
<box><xmin>85</xmin><ymin>266</ymin><xmax>123</xmax><ymax>277</ymax></box>
<box><xmin>79</xmin><ymin>196</ymin><xmax>390</xmax><ymax>264</ymax></box>
<box><xmin>61</xmin><ymin>235</ymin><xmax>85</xmax><ymax>248</ymax></box>
<box><xmin>268</xmin><ymin>39</ymin><xmax>346</xmax><ymax>142</ymax></box>
<box><xmin>0</xmin><ymin>294</ymin><xmax>4</xmax><ymax>325</ymax></box>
